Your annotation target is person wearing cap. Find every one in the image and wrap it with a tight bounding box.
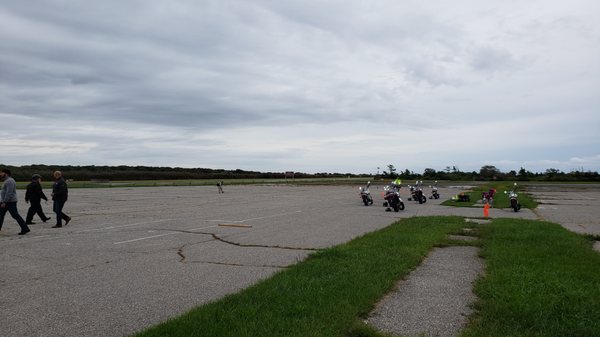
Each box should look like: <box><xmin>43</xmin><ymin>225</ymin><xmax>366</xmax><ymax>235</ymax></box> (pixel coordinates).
<box><xmin>51</xmin><ymin>170</ymin><xmax>71</xmax><ymax>228</ymax></box>
<box><xmin>0</xmin><ymin>168</ymin><xmax>31</xmax><ymax>235</ymax></box>
<box><xmin>25</xmin><ymin>174</ymin><xmax>51</xmax><ymax>225</ymax></box>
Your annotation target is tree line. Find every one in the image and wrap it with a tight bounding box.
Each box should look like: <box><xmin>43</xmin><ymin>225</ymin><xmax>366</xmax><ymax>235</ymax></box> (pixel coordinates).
<box><xmin>380</xmin><ymin>164</ymin><xmax>600</xmax><ymax>182</ymax></box>
<box><xmin>0</xmin><ymin>164</ymin><xmax>357</xmax><ymax>182</ymax></box>
<box><xmin>1</xmin><ymin>164</ymin><xmax>598</xmax><ymax>182</ymax></box>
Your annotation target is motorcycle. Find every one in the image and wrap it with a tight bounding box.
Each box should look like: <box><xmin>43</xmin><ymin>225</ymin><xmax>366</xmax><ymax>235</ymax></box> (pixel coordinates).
<box><xmin>482</xmin><ymin>188</ymin><xmax>496</xmax><ymax>207</ymax></box>
<box><xmin>429</xmin><ymin>181</ymin><xmax>440</xmax><ymax>199</ymax></box>
<box><xmin>382</xmin><ymin>182</ymin><xmax>405</xmax><ymax>212</ymax></box>
<box><xmin>407</xmin><ymin>180</ymin><xmax>427</xmax><ymax>204</ymax></box>
<box><xmin>358</xmin><ymin>181</ymin><xmax>374</xmax><ymax>206</ymax></box>
<box><xmin>505</xmin><ymin>183</ymin><xmax>521</xmax><ymax>212</ymax></box>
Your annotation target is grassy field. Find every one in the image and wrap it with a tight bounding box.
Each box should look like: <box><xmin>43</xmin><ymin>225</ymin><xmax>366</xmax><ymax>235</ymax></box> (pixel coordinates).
<box><xmin>129</xmin><ymin>216</ymin><xmax>600</xmax><ymax>337</ymax></box>
<box><xmin>462</xmin><ymin>218</ymin><xmax>600</xmax><ymax>337</ymax></box>
<box><xmin>442</xmin><ymin>182</ymin><xmax>538</xmax><ymax>209</ymax></box>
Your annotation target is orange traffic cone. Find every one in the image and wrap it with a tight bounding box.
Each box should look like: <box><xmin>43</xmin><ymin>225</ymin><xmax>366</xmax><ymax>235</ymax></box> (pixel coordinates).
<box><xmin>483</xmin><ymin>202</ymin><xmax>490</xmax><ymax>218</ymax></box>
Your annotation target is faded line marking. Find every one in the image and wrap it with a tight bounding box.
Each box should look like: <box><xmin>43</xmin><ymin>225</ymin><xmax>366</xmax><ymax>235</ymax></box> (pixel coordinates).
<box><xmin>186</xmin><ymin>225</ymin><xmax>219</xmax><ymax>232</ymax></box>
<box><xmin>207</xmin><ymin>210</ymin><xmax>302</xmax><ymax>223</ymax></box>
<box><xmin>114</xmin><ymin>224</ymin><xmax>219</xmax><ymax>245</ymax></box>
<box><xmin>114</xmin><ymin>232</ymin><xmax>179</xmax><ymax>245</ymax></box>
<box><xmin>80</xmin><ymin>219</ymin><xmax>175</xmax><ymax>233</ymax></box>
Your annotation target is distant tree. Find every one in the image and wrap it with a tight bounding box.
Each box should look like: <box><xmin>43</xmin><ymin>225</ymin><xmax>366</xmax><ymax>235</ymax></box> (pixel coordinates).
<box><xmin>423</xmin><ymin>168</ymin><xmax>437</xmax><ymax>179</ymax></box>
<box><xmin>506</xmin><ymin>170</ymin><xmax>517</xmax><ymax>179</ymax></box>
<box><xmin>517</xmin><ymin>167</ymin><xmax>534</xmax><ymax>181</ymax></box>
<box><xmin>399</xmin><ymin>169</ymin><xmax>413</xmax><ymax>180</ymax></box>
<box><xmin>544</xmin><ymin>168</ymin><xmax>563</xmax><ymax>181</ymax></box>
<box><xmin>479</xmin><ymin>165</ymin><xmax>501</xmax><ymax>180</ymax></box>
<box><xmin>384</xmin><ymin>164</ymin><xmax>397</xmax><ymax>178</ymax></box>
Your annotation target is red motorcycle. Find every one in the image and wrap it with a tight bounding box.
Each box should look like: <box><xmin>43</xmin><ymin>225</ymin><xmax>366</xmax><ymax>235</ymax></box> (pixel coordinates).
<box><xmin>482</xmin><ymin>188</ymin><xmax>496</xmax><ymax>206</ymax></box>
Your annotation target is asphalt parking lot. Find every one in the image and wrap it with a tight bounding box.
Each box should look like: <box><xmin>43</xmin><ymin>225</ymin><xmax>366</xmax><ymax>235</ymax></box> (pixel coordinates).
<box><xmin>0</xmin><ymin>183</ymin><xmax>595</xmax><ymax>337</ymax></box>
<box><xmin>525</xmin><ymin>183</ymin><xmax>600</xmax><ymax>235</ymax></box>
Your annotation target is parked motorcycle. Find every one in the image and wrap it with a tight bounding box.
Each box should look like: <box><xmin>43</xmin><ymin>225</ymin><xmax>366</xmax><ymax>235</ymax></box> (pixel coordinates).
<box><xmin>382</xmin><ymin>182</ymin><xmax>405</xmax><ymax>212</ymax></box>
<box><xmin>505</xmin><ymin>183</ymin><xmax>521</xmax><ymax>212</ymax></box>
<box><xmin>407</xmin><ymin>181</ymin><xmax>427</xmax><ymax>204</ymax></box>
<box><xmin>358</xmin><ymin>181</ymin><xmax>374</xmax><ymax>206</ymax></box>
<box><xmin>429</xmin><ymin>181</ymin><xmax>440</xmax><ymax>199</ymax></box>
<box><xmin>482</xmin><ymin>188</ymin><xmax>496</xmax><ymax>207</ymax></box>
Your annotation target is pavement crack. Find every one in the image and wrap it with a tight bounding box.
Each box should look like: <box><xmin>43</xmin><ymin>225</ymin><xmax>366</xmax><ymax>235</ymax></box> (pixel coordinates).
<box><xmin>210</xmin><ymin>233</ymin><xmax>318</xmax><ymax>251</ymax></box>
<box><xmin>168</xmin><ymin>228</ymin><xmax>318</xmax><ymax>251</ymax></box>
<box><xmin>177</xmin><ymin>248</ymin><xmax>186</xmax><ymax>262</ymax></box>
<box><xmin>186</xmin><ymin>260</ymin><xmax>288</xmax><ymax>269</ymax></box>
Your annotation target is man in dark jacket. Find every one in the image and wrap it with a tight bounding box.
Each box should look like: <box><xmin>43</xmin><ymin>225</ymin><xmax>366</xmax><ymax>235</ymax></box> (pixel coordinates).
<box><xmin>25</xmin><ymin>174</ymin><xmax>51</xmax><ymax>224</ymax></box>
<box><xmin>51</xmin><ymin>171</ymin><xmax>71</xmax><ymax>228</ymax></box>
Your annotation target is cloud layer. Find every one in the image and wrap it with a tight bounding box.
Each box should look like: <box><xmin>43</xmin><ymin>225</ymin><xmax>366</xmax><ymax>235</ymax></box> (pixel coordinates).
<box><xmin>1</xmin><ymin>1</ymin><xmax>599</xmax><ymax>173</ymax></box>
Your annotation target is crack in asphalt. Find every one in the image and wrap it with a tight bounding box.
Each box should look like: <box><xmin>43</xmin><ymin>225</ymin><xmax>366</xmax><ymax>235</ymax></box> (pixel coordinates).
<box><xmin>185</xmin><ymin>260</ymin><xmax>288</xmax><ymax>269</ymax></box>
<box><xmin>172</xmin><ymin>231</ymin><xmax>315</xmax><ymax>268</ymax></box>
<box><xmin>167</xmin><ymin>229</ymin><xmax>319</xmax><ymax>252</ymax></box>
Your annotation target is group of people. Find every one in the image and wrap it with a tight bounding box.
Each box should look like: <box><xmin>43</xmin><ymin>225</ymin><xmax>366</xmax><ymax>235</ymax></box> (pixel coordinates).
<box><xmin>0</xmin><ymin>169</ymin><xmax>71</xmax><ymax>235</ymax></box>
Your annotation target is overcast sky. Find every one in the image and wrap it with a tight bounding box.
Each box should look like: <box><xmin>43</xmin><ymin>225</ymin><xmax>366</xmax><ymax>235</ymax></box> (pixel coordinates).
<box><xmin>1</xmin><ymin>0</ymin><xmax>599</xmax><ymax>174</ymax></box>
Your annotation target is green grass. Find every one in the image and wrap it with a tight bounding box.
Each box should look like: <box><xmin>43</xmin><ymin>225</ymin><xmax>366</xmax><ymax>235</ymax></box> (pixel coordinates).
<box><xmin>462</xmin><ymin>218</ymin><xmax>600</xmax><ymax>337</ymax></box>
<box><xmin>132</xmin><ymin>216</ymin><xmax>465</xmax><ymax>337</ymax></box>
<box><xmin>442</xmin><ymin>182</ymin><xmax>538</xmax><ymax>209</ymax></box>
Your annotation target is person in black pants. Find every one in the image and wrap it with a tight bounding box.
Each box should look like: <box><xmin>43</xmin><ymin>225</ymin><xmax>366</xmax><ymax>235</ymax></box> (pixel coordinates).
<box><xmin>25</xmin><ymin>174</ymin><xmax>51</xmax><ymax>225</ymax></box>
<box><xmin>51</xmin><ymin>171</ymin><xmax>71</xmax><ymax>228</ymax></box>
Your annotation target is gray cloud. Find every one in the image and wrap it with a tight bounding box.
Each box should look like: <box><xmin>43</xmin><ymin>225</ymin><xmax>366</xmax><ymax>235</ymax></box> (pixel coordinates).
<box><xmin>1</xmin><ymin>1</ymin><xmax>598</xmax><ymax>173</ymax></box>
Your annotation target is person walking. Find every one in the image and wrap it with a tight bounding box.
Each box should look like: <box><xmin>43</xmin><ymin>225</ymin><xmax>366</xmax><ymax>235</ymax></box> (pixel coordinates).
<box><xmin>0</xmin><ymin>168</ymin><xmax>31</xmax><ymax>235</ymax></box>
<box><xmin>217</xmin><ymin>180</ymin><xmax>224</xmax><ymax>193</ymax></box>
<box><xmin>51</xmin><ymin>171</ymin><xmax>71</xmax><ymax>228</ymax></box>
<box><xmin>25</xmin><ymin>174</ymin><xmax>51</xmax><ymax>224</ymax></box>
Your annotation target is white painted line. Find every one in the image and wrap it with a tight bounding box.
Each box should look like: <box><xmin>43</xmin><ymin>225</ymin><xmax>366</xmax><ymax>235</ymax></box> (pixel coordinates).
<box><xmin>187</xmin><ymin>225</ymin><xmax>219</xmax><ymax>231</ymax></box>
<box><xmin>206</xmin><ymin>210</ymin><xmax>302</xmax><ymax>223</ymax></box>
<box><xmin>578</xmin><ymin>195</ymin><xmax>595</xmax><ymax>200</ymax></box>
<box><xmin>241</xmin><ymin>210</ymin><xmax>301</xmax><ymax>222</ymax></box>
<box><xmin>77</xmin><ymin>219</ymin><xmax>176</xmax><ymax>233</ymax></box>
<box><xmin>114</xmin><ymin>232</ymin><xmax>179</xmax><ymax>245</ymax></box>
<box><xmin>113</xmin><ymin>224</ymin><xmax>220</xmax><ymax>245</ymax></box>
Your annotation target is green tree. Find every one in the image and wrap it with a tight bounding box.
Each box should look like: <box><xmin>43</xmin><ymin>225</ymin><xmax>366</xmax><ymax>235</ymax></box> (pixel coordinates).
<box><xmin>423</xmin><ymin>168</ymin><xmax>437</xmax><ymax>179</ymax></box>
<box><xmin>385</xmin><ymin>164</ymin><xmax>397</xmax><ymax>178</ymax></box>
<box><xmin>479</xmin><ymin>165</ymin><xmax>500</xmax><ymax>180</ymax></box>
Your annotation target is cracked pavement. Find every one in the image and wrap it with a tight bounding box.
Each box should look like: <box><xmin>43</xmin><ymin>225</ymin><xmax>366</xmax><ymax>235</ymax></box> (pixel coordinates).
<box><xmin>0</xmin><ymin>183</ymin><xmax>582</xmax><ymax>337</ymax></box>
<box><xmin>2</xmin><ymin>184</ymin><xmax>415</xmax><ymax>337</ymax></box>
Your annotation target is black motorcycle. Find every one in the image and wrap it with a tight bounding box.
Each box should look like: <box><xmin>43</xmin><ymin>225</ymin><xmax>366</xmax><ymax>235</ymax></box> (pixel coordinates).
<box><xmin>383</xmin><ymin>183</ymin><xmax>405</xmax><ymax>212</ymax></box>
<box><xmin>505</xmin><ymin>183</ymin><xmax>521</xmax><ymax>212</ymax></box>
<box><xmin>358</xmin><ymin>181</ymin><xmax>374</xmax><ymax>206</ymax></box>
<box><xmin>429</xmin><ymin>181</ymin><xmax>440</xmax><ymax>199</ymax></box>
<box><xmin>408</xmin><ymin>181</ymin><xmax>427</xmax><ymax>204</ymax></box>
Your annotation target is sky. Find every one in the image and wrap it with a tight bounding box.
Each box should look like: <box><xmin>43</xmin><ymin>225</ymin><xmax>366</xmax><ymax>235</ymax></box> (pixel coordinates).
<box><xmin>1</xmin><ymin>0</ymin><xmax>599</xmax><ymax>174</ymax></box>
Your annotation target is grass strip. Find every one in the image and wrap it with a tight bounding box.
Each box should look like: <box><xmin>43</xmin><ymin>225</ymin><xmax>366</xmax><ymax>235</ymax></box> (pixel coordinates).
<box><xmin>462</xmin><ymin>218</ymin><xmax>600</xmax><ymax>337</ymax></box>
<box><xmin>132</xmin><ymin>216</ymin><xmax>465</xmax><ymax>337</ymax></box>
